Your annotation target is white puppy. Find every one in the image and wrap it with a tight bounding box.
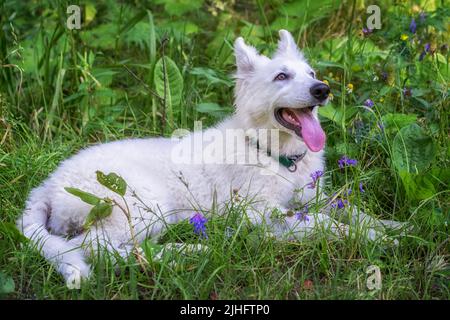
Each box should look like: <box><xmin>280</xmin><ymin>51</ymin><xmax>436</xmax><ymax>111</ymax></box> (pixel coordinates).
<box><xmin>18</xmin><ymin>30</ymin><xmax>395</xmax><ymax>288</ymax></box>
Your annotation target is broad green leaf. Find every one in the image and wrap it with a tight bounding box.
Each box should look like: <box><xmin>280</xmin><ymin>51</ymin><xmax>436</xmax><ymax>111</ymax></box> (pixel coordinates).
<box><xmin>381</xmin><ymin>113</ymin><xmax>417</xmax><ymax>130</ymax></box>
<box><xmin>154</xmin><ymin>56</ymin><xmax>184</xmax><ymax>128</ymax></box>
<box><xmin>319</xmin><ymin>104</ymin><xmax>358</xmax><ymax>124</ymax></box>
<box><xmin>392</xmin><ymin>124</ymin><xmax>436</xmax><ymax>174</ymax></box>
<box><xmin>96</xmin><ymin>171</ymin><xmax>127</xmax><ymax>196</ymax></box>
<box><xmin>399</xmin><ymin>172</ymin><xmax>436</xmax><ymax>200</ymax></box>
<box><xmin>64</xmin><ymin>187</ymin><xmax>101</xmax><ymax>205</ymax></box>
<box><xmin>85</xmin><ymin>3</ymin><xmax>97</xmax><ymax>25</ymax></box>
<box><xmin>0</xmin><ymin>272</ymin><xmax>15</xmax><ymax>295</ymax></box>
<box><xmin>84</xmin><ymin>202</ymin><xmax>113</xmax><ymax>229</ymax></box>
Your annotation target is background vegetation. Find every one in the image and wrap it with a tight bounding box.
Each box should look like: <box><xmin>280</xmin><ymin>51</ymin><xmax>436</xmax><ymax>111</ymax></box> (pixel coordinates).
<box><xmin>0</xmin><ymin>0</ymin><xmax>448</xmax><ymax>299</ymax></box>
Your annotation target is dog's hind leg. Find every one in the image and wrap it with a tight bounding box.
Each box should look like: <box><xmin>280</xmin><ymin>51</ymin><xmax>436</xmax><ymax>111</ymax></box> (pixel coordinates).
<box><xmin>332</xmin><ymin>205</ymin><xmax>410</xmax><ymax>234</ymax></box>
<box><xmin>248</xmin><ymin>207</ymin><xmax>385</xmax><ymax>243</ymax></box>
<box><xmin>271</xmin><ymin>212</ymin><xmax>350</xmax><ymax>240</ymax></box>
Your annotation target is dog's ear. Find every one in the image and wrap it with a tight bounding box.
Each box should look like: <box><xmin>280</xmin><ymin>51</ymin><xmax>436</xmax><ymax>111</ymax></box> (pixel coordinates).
<box><xmin>275</xmin><ymin>30</ymin><xmax>303</xmax><ymax>59</ymax></box>
<box><xmin>234</xmin><ymin>37</ymin><xmax>267</xmax><ymax>76</ymax></box>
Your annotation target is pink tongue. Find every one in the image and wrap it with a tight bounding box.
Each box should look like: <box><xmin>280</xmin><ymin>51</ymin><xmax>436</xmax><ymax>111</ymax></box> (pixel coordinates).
<box><xmin>293</xmin><ymin>110</ymin><xmax>326</xmax><ymax>152</ymax></box>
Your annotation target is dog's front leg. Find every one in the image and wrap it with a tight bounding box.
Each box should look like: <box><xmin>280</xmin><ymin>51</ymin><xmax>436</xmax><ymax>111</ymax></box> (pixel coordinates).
<box><xmin>323</xmin><ymin>202</ymin><xmax>408</xmax><ymax>233</ymax></box>
<box><xmin>269</xmin><ymin>211</ymin><xmax>351</xmax><ymax>241</ymax></box>
<box><xmin>246</xmin><ymin>205</ymin><xmax>351</xmax><ymax>241</ymax></box>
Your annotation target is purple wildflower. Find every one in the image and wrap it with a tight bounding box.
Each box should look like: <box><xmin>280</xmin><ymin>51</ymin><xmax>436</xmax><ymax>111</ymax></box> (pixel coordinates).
<box><xmin>377</xmin><ymin>121</ymin><xmax>385</xmax><ymax>132</ymax></box>
<box><xmin>409</xmin><ymin>18</ymin><xmax>417</xmax><ymax>33</ymax></box>
<box><xmin>364</xmin><ymin>98</ymin><xmax>374</xmax><ymax>108</ymax></box>
<box><xmin>362</xmin><ymin>28</ymin><xmax>373</xmax><ymax>36</ymax></box>
<box><xmin>338</xmin><ymin>156</ymin><xmax>358</xmax><ymax>169</ymax></box>
<box><xmin>419</xmin><ymin>43</ymin><xmax>431</xmax><ymax>61</ymax></box>
<box><xmin>308</xmin><ymin>170</ymin><xmax>324</xmax><ymax>189</ymax></box>
<box><xmin>331</xmin><ymin>198</ymin><xmax>348</xmax><ymax>209</ymax></box>
<box><xmin>189</xmin><ymin>213</ymin><xmax>208</xmax><ymax>238</ymax></box>
<box><xmin>359</xmin><ymin>182</ymin><xmax>365</xmax><ymax>193</ymax></box>
<box><xmin>296</xmin><ymin>205</ymin><xmax>310</xmax><ymax>222</ymax></box>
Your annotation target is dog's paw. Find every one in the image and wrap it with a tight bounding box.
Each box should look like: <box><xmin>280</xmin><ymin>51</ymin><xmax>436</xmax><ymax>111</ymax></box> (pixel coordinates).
<box><xmin>366</xmin><ymin>228</ymin><xmax>399</xmax><ymax>247</ymax></box>
<box><xmin>380</xmin><ymin>219</ymin><xmax>413</xmax><ymax>234</ymax></box>
<box><xmin>60</xmin><ymin>262</ymin><xmax>91</xmax><ymax>289</ymax></box>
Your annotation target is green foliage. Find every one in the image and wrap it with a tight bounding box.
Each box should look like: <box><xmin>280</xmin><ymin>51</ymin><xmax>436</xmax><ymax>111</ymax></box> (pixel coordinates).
<box><xmin>381</xmin><ymin>113</ymin><xmax>418</xmax><ymax>133</ymax></box>
<box><xmin>65</xmin><ymin>171</ymin><xmax>127</xmax><ymax>229</ymax></box>
<box><xmin>154</xmin><ymin>0</ymin><xmax>204</xmax><ymax>17</ymax></box>
<box><xmin>154</xmin><ymin>56</ymin><xmax>184</xmax><ymax>130</ymax></box>
<box><xmin>83</xmin><ymin>202</ymin><xmax>114</xmax><ymax>229</ymax></box>
<box><xmin>392</xmin><ymin>124</ymin><xmax>436</xmax><ymax>174</ymax></box>
<box><xmin>64</xmin><ymin>187</ymin><xmax>101</xmax><ymax>205</ymax></box>
<box><xmin>96</xmin><ymin>171</ymin><xmax>127</xmax><ymax>196</ymax></box>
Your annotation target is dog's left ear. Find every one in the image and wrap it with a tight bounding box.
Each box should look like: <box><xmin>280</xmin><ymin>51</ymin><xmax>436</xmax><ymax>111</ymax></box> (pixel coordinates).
<box><xmin>275</xmin><ymin>30</ymin><xmax>303</xmax><ymax>59</ymax></box>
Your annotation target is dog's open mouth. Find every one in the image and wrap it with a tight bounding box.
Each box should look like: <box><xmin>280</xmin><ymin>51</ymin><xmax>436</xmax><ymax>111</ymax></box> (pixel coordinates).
<box><xmin>275</xmin><ymin>107</ymin><xmax>326</xmax><ymax>152</ymax></box>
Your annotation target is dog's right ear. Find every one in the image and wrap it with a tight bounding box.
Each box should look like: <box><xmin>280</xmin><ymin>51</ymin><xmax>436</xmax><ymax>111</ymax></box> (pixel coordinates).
<box><xmin>234</xmin><ymin>37</ymin><xmax>267</xmax><ymax>76</ymax></box>
<box><xmin>275</xmin><ymin>29</ymin><xmax>303</xmax><ymax>59</ymax></box>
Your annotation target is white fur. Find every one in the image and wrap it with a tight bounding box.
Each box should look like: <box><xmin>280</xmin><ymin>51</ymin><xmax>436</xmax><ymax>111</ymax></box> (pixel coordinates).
<box><xmin>17</xmin><ymin>30</ymin><xmax>399</xmax><ymax>287</ymax></box>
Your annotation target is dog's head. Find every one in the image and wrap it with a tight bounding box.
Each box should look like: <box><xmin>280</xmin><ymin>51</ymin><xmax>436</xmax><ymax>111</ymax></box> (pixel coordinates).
<box><xmin>234</xmin><ymin>30</ymin><xmax>329</xmax><ymax>152</ymax></box>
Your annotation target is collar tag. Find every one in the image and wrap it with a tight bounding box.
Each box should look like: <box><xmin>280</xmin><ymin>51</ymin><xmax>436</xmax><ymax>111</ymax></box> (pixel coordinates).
<box><xmin>249</xmin><ymin>138</ymin><xmax>307</xmax><ymax>172</ymax></box>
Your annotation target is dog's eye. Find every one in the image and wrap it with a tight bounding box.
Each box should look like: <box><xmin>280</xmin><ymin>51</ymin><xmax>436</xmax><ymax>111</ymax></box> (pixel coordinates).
<box><xmin>274</xmin><ymin>73</ymin><xmax>288</xmax><ymax>81</ymax></box>
<box><xmin>309</xmin><ymin>72</ymin><xmax>316</xmax><ymax>78</ymax></box>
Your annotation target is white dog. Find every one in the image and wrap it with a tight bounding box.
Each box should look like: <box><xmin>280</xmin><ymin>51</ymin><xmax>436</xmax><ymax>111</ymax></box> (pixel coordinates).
<box><xmin>18</xmin><ymin>30</ymin><xmax>399</xmax><ymax>288</ymax></box>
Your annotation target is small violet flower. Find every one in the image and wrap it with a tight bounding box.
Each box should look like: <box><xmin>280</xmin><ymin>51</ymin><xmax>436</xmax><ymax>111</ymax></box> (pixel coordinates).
<box><xmin>359</xmin><ymin>182</ymin><xmax>365</xmax><ymax>193</ymax></box>
<box><xmin>419</xmin><ymin>43</ymin><xmax>431</xmax><ymax>61</ymax></box>
<box><xmin>296</xmin><ymin>205</ymin><xmax>310</xmax><ymax>222</ymax></box>
<box><xmin>331</xmin><ymin>198</ymin><xmax>348</xmax><ymax>209</ymax></box>
<box><xmin>409</xmin><ymin>18</ymin><xmax>417</xmax><ymax>34</ymax></box>
<box><xmin>362</xmin><ymin>28</ymin><xmax>373</xmax><ymax>36</ymax></box>
<box><xmin>338</xmin><ymin>156</ymin><xmax>358</xmax><ymax>169</ymax></box>
<box><xmin>308</xmin><ymin>170</ymin><xmax>324</xmax><ymax>189</ymax></box>
<box><xmin>189</xmin><ymin>213</ymin><xmax>208</xmax><ymax>238</ymax></box>
<box><xmin>364</xmin><ymin>98</ymin><xmax>374</xmax><ymax>108</ymax></box>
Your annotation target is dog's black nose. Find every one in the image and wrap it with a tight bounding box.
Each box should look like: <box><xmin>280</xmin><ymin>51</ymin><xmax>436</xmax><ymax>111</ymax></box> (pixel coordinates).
<box><xmin>310</xmin><ymin>83</ymin><xmax>330</xmax><ymax>101</ymax></box>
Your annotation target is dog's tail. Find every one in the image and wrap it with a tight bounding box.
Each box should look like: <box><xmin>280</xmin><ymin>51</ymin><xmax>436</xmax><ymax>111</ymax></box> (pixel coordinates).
<box><xmin>17</xmin><ymin>185</ymin><xmax>90</xmax><ymax>288</ymax></box>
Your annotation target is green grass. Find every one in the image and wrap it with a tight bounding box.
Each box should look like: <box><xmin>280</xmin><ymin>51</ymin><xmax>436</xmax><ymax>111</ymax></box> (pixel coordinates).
<box><xmin>0</xmin><ymin>0</ymin><xmax>449</xmax><ymax>299</ymax></box>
